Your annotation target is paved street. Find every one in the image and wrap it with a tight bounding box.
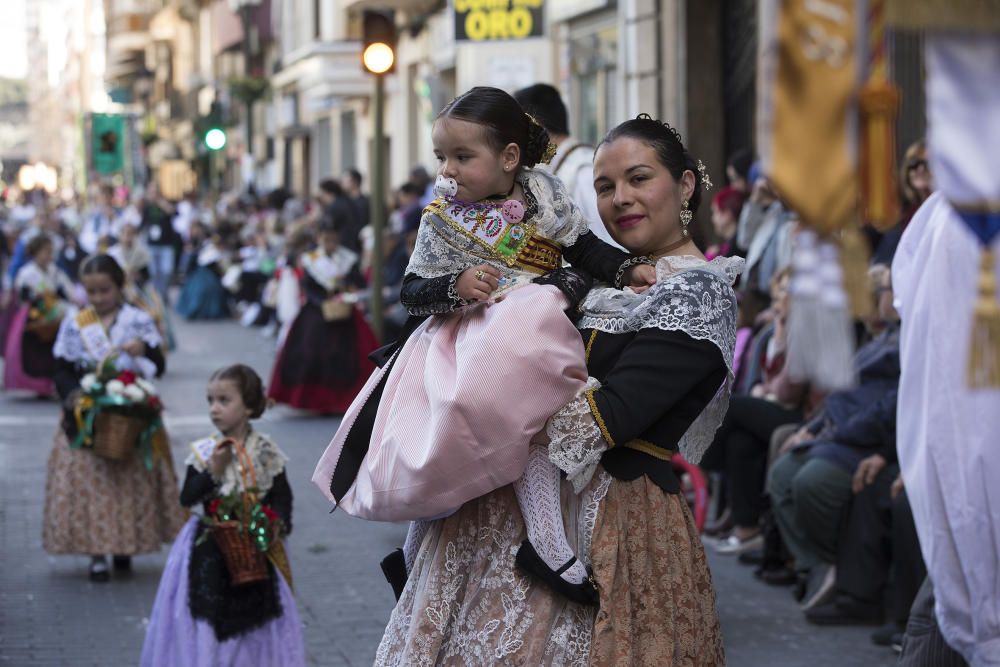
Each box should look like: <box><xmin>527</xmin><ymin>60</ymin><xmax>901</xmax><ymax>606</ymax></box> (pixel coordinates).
<box><xmin>0</xmin><ymin>316</ymin><xmax>897</xmax><ymax>666</ymax></box>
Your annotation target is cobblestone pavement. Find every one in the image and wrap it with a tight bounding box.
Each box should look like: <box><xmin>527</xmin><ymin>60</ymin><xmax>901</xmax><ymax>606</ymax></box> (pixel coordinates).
<box><xmin>1</xmin><ymin>316</ymin><xmax>897</xmax><ymax>666</ymax></box>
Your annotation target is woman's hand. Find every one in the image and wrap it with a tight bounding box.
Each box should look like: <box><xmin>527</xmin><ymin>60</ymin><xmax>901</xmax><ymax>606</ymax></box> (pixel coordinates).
<box><xmin>120</xmin><ymin>338</ymin><xmax>146</xmax><ymax>357</ymax></box>
<box><xmin>210</xmin><ymin>440</ymin><xmax>234</xmax><ymax>478</ymax></box>
<box><xmin>625</xmin><ymin>264</ymin><xmax>657</xmax><ymax>294</ymax></box>
<box><xmin>852</xmin><ymin>453</ymin><xmax>887</xmax><ymax>494</ymax></box>
<box><xmin>890</xmin><ymin>473</ymin><xmax>905</xmax><ymax>500</ymax></box>
<box><xmin>456</xmin><ymin>265</ymin><xmax>501</xmax><ymax>302</ymax></box>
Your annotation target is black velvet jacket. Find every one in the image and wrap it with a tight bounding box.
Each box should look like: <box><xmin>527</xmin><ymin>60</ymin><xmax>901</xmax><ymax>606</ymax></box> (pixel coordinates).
<box><xmin>582</xmin><ymin>327</ymin><xmax>728</xmax><ymax>493</ymax></box>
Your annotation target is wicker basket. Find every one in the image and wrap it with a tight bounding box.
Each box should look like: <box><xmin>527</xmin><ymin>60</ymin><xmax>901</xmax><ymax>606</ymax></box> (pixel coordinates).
<box><xmin>321</xmin><ymin>298</ymin><xmax>353</xmax><ymax>322</ymax></box>
<box><xmin>25</xmin><ymin>317</ymin><xmax>62</xmax><ymax>342</ymax></box>
<box><xmin>211</xmin><ymin>520</ymin><xmax>270</xmax><ymax>586</ymax></box>
<box><xmin>91</xmin><ymin>412</ymin><xmax>146</xmax><ymax>461</ymax></box>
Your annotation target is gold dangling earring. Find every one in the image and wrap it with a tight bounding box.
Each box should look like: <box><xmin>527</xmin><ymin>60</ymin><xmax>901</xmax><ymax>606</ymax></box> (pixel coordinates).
<box><xmin>680</xmin><ymin>200</ymin><xmax>692</xmax><ymax>237</ymax></box>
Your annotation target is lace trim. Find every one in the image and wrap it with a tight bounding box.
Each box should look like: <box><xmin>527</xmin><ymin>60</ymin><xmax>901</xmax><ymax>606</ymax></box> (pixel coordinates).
<box><xmin>547</xmin><ymin>378</ymin><xmax>609</xmax><ymax>493</ymax></box>
<box><xmin>53</xmin><ymin>303</ymin><xmax>163</xmax><ymax>377</ymax></box>
<box><xmin>185</xmin><ymin>431</ymin><xmax>289</xmax><ymax>497</ymax></box>
<box><xmin>578</xmin><ymin>255</ymin><xmax>744</xmax><ymax>464</ymax></box>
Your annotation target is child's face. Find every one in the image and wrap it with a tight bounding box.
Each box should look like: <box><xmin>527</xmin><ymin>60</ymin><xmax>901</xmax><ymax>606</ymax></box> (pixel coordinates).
<box><xmin>432</xmin><ymin>117</ymin><xmax>511</xmax><ymax>202</ymax></box>
<box><xmin>82</xmin><ymin>273</ymin><xmax>121</xmax><ymax>315</ymax></box>
<box><xmin>34</xmin><ymin>244</ymin><xmax>54</xmax><ymax>268</ymax></box>
<box><xmin>319</xmin><ymin>231</ymin><xmax>338</xmax><ymax>254</ymax></box>
<box><xmin>121</xmin><ymin>224</ymin><xmax>137</xmax><ymax>245</ymax></box>
<box><xmin>207</xmin><ymin>379</ymin><xmax>252</xmax><ymax>436</ymax></box>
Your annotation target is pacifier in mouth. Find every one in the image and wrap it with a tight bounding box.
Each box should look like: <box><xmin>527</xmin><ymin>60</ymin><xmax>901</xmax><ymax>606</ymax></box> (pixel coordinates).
<box><xmin>433</xmin><ymin>175</ymin><xmax>459</xmax><ymax>198</ymax></box>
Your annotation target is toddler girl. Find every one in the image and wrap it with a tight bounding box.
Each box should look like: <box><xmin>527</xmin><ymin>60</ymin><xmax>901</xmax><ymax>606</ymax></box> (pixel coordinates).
<box><xmin>141</xmin><ymin>364</ymin><xmax>305</xmax><ymax>667</ymax></box>
<box><xmin>315</xmin><ymin>87</ymin><xmax>655</xmax><ymax>603</ymax></box>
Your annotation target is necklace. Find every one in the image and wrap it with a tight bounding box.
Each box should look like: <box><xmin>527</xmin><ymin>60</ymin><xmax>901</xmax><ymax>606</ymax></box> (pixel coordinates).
<box><xmin>654</xmin><ymin>236</ymin><xmax>692</xmax><ymax>258</ymax></box>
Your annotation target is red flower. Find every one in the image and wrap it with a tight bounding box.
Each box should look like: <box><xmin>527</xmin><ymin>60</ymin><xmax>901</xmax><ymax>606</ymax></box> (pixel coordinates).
<box><xmin>261</xmin><ymin>505</ymin><xmax>279</xmax><ymax>522</ymax></box>
<box><xmin>207</xmin><ymin>498</ymin><xmax>221</xmax><ymax>516</ymax></box>
<box><xmin>118</xmin><ymin>370</ymin><xmax>137</xmax><ymax>385</ymax></box>
<box><xmin>147</xmin><ymin>396</ymin><xmax>162</xmax><ymax>410</ymax></box>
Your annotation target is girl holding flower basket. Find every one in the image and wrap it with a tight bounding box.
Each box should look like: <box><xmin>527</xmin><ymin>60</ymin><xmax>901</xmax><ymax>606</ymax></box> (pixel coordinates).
<box><xmin>141</xmin><ymin>364</ymin><xmax>305</xmax><ymax>667</ymax></box>
<box><xmin>3</xmin><ymin>234</ymin><xmax>75</xmax><ymax>395</ymax></box>
<box><xmin>42</xmin><ymin>254</ymin><xmax>184</xmax><ymax>581</ymax></box>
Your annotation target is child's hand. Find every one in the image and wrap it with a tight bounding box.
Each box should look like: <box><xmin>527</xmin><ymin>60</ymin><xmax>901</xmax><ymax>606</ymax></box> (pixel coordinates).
<box><xmin>457</xmin><ymin>265</ymin><xmax>501</xmax><ymax>302</ymax></box>
<box><xmin>210</xmin><ymin>440</ymin><xmax>234</xmax><ymax>478</ymax></box>
<box><xmin>121</xmin><ymin>338</ymin><xmax>146</xmax><ymax>357</ymax></box>
<box><xmin>625</xmin><ymin>263</ymin><xmax>657</xmax><ymax>294</ymax></box>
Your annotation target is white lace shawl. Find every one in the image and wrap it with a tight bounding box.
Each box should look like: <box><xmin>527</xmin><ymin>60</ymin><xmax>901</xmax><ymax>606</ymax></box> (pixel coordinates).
<box><xmin>406</xmin><ymin>168</ymin><xmax>591</xmax><ymax>280</ymax></box>
<box><xmin>302</xmin><ymin>246</ymin><xmax>359</xmax><ymax>291</ymax></box>
<box><xmin>52</xmin><ymin>303</ymin><xmax>163</xmax><ymax>379</ymax></box>
<box><xmin>185</xmin><ymin>430</ymin><xmax>289</xmax><ymax>497</ymax></box>
<box><xmin>14</xmin><ymin>261</ymin><xmax>74</xmax><ymax>299</ymax></box>
<box><xmin>549</xmin><ymin>255</ymin><xmax>744</xmax><ymax>488</ymax></box>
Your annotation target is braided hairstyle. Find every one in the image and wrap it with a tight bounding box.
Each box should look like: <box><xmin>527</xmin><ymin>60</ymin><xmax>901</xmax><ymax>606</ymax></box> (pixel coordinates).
<box><xmin>597</xmin><ymin>113</ymin><xmax>704</xmax><ymax>213</ymax></box>
<box><xmin>437</xmin><ymin>86</ymin><xmax>551</xmax><ymax>169</ymax></box>
<box><xmin>210</xmin><ymin>364</ymin><xmax>268</xmax><ymax>419</ymax></box>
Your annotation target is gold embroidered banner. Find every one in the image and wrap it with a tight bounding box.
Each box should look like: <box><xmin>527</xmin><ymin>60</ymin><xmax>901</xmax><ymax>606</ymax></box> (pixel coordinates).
<box><xmin>759</xmin><ymin>0</ymin><xmax>859</xmax><ymax>234</ymax></box>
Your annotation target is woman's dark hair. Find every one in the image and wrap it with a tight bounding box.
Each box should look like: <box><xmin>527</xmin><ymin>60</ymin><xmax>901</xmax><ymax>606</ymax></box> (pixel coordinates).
<box><xmin>437</xmin><ymin>86</ymin><xmax>551</xmax><ymax>168</ymax></box>
<box><xmin>726</xmin><ymin>148</ymin><xmax>753</xmax><ymax>183</ymax></box>
<box><xmin>597</xmin><ymin>114</ymin><xmax>704</xmax><ymax>213</ymax></box>
<box><xmin>26</xmin><ymin>234</ymin><xmax>54</xmax><ymax>259</ymax></box>
<box><xmin>210</xmin><ymin>364</ymin><xmax>268</xmax><ymax>419</ymax></box>
<box><xmin>80</xmin><ymin>253</ymin><xmax>126</xmax><ymax>289</ymax></box>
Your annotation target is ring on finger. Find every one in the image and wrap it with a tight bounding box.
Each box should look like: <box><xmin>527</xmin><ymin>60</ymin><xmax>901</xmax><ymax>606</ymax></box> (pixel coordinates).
<box><xmin>475</xmin><ymin>270</ymin><xmax>486</xmax><ymax>281</ymax></box>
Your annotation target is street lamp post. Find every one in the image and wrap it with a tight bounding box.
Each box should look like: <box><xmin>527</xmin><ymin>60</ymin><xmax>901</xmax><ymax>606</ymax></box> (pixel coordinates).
<box><xmin>230</xmin><ymin>0</ymin><xmax>260</xmax><ymax>183</ymax></box>
<box><xmin>361</xmin><ymin>10</ymin><xmax>396</xmax><ymax>342</ymax></box>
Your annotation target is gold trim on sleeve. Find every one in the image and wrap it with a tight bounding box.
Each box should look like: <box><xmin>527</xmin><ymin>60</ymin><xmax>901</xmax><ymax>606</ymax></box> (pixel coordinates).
<box><xmin>584</xmin><ymin>329</ymin><xmax>598</xmax><ymax>363</ymax></box>
<box><xmin>623</xmin><ymin>439</ymin><xmax>675</xmax><ymax>461</ymax></box>
<box><xmin>585</xmin><ymin>389</ymin><xmax>616</xmax><ymax>449</ymax></box>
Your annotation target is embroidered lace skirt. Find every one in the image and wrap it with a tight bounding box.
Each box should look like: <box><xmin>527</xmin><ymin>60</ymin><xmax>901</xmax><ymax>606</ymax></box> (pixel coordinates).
<box><xmin>313</xmin><ymin>283</ymin><xmax>588</xmax><ymax>521</ymax></box>
<box><xmin>375</xmin><ymin>474</ymin><xmax>609</xmax><ymax>666</ymax></box>
<box><xmin>589</xmin><ymin>476</ymin><xmax>726</xmax><ymax>666</ymax></box>
<box><xmin>42</xmin><ymin>430</ymin><xmax>186</xmax><ymax>555</ymax></box>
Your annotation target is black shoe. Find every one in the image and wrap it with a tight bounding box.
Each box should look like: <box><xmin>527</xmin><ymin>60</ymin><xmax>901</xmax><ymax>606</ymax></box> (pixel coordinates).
<box><xmin>380</xmin><ymin>548</ymin><xmax>408</xmax><ymax>601</ymax></box>
<box><xmin>755</xmin><ymin>565</ymin><xmax>798</xmax><ymax>586</ymax></box>
<box><xmin>805</xmin><ymin>598</ymin><xmax>883</xmax><ymax>626</ymax></box>
<box><xmin>112</xmin><ymin>555</ymin><xmax>132</xmax><ymax>572</ymax></box>
<box><xmin>871</xmin><ymin>621</ymin><xmax>906</xmax><ymax>646</ymax></box>
<box><xmin>89</xmin><ymin>557</ymin><xmax>109</xmax><ymax>582</ymax></box>
<box><xmin>514</xmin><ymin>540</ymin><xmax>599</xmax><ymax>606</ymax></box>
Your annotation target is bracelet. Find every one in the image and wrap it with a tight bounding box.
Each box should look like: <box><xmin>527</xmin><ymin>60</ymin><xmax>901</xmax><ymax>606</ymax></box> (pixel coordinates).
<box><xmin>614</xmin><ymin>256</ymin><xmax>654</xmax><ymax>289</ymax></box>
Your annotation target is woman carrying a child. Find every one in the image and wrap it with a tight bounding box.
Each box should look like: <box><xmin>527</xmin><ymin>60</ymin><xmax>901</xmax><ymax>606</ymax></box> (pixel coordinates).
<box><xmin>371</xmin><ymin>113</ymin><xmax>741</xmax><ymax>665</ymax></box>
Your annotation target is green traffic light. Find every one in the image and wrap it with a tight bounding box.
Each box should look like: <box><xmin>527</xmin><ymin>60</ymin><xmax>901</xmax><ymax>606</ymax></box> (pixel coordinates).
<box><xmin>205</xmin><ymin>128</ymin><xmax>227</xmax><ymax>151</ymax></box>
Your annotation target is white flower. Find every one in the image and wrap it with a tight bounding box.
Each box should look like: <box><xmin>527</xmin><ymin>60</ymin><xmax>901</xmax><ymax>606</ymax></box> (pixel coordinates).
<box><xmin>123</xmin><ymin>384</ymin><xmax>145</xmax><ymax>402</ymax></box>
<box><xmin>135</xmin><ymin>378</ymin><xmax>157</xmax><ymax>396</ymax></box>
<box><xmin>80</xmin><ymin>374</ymin><xmax>98</xmax><ymax>392</ymax></box>
<box><xmin>105</xmin><ymin>379</ymin><xmax>125</xmax><ymax>396</ymax></box>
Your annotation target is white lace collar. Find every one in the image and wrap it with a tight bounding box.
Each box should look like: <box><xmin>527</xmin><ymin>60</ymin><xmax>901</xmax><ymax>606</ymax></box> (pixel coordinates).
<box><xmin>185</xmin><ymin>430</ymin><xmax>289</xmax><ymax>497</ymax></box>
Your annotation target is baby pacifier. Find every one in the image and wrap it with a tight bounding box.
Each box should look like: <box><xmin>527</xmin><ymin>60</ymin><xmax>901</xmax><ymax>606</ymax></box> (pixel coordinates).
<box><xmin>500</xmin><ymin>199</ymin><xmax>524</xmax><ymax>224</ymax></box>
<box><xmin>433</xmin><ymin>175</ymin><xmax>458</xmax><ymax>198</ymax></box>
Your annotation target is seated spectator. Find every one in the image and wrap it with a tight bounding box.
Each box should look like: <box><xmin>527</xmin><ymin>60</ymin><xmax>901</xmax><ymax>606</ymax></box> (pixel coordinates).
<box><xmin>707</xmin><ymin>185</ymin><xmax>748</xmax><ymax>260</ymax></box>
<box><xmin>702</xmin><ymin>268</ymin><xmax>823</xmax><ymax>554</ymax></box>
<box><xmin>766</xmin><ymin>265</ymin><xmax>901</xmax><ymax>610</ymax></box>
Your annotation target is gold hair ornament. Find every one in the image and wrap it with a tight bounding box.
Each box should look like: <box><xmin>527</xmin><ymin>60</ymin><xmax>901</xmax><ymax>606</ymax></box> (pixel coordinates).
<box><xmin>697</xmin><ymin>160</ymin><xmax>713</xmax><ymax>190</ymax></box>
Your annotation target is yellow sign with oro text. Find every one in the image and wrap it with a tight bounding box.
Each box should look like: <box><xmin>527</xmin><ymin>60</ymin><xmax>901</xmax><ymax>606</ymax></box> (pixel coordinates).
<box><xmin>454</xmin><ymin>0</ymin><xmax>545</xmax><ymax>42</ymax></box>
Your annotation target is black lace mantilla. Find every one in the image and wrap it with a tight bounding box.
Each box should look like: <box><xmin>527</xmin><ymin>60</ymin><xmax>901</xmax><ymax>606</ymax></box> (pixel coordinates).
<box><xmin>188</xmin><ymin>522</ymin><xmax>283</xmax><ymax>641</ymax></box>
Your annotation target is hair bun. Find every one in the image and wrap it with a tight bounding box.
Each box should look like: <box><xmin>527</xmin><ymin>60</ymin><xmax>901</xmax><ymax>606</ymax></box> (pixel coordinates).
<box><xmin>523</xmin><ymin>117</ymin><xmax>551</xmax><ymax>167</ymax></box>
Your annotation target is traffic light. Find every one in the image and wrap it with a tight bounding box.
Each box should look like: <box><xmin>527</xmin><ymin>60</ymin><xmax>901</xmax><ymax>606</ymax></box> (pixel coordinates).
<box><xmin>203</xmin><ymin>101</ymin><xmax>226</xmax><ymax>151</ymax></box>
<box><xmin>361</xmin><ymin>9</ymin><xmax>396</xmax><ymax>75</ymax></box>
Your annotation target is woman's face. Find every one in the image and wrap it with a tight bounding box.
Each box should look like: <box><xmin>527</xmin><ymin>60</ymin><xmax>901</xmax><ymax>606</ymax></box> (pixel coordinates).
<box><xmin>82</xmin><ymin>272</ymin><xmax>121</xmax><ymax>316</ymax></box>
<box><xmin>593</xmin><ymin>137</ymin><xmax>695</xmax><ymax>256</ymax></box>
<box><xmin>711</xmin><ymin>203</ymin><xmax>734</xmax><ymax>236</ymax></box>
<box><xmin>34</xmin><ymin>244</ymin><xmax>54</xmax><ymax>268</ymax></box>
<box><xmin>906</xmin><ymin>150</ymin><xmax>932</xmax><ymax>198</ymax></box>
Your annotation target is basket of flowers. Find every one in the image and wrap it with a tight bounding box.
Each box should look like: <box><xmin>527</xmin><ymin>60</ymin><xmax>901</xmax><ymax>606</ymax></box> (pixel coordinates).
<box><xmin>73</xmin><ymin>359</ymin><xmax>164</xmax><ymax>463</ymax></box>
<box><xmin>200</xmin><ymin>438</ymin><xmax>281</xmax><ymax>586</ymax></box>
<box><xmin>25</xmin><ymin>292</ymin><xmax>65</xmax><ymax>341</ymax></box>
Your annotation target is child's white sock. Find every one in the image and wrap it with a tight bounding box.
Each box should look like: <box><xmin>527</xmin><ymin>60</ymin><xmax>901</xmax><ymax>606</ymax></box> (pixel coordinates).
<box><xmin>402</xmin><ymin>519</ymin><xmax>430</xmax><ymax>572</ymax></box>
<box><xmin>513</xmin><ymin>445</ymin><xmax>588</xmax><ymax>585</ymax></box>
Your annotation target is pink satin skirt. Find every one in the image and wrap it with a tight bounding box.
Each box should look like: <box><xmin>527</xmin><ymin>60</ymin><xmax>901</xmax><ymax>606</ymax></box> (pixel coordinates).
<box><xmin>312</xmin><ymin>284</ymin><xmax>587</xmax><ymax>522</ymax></box>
